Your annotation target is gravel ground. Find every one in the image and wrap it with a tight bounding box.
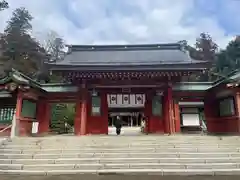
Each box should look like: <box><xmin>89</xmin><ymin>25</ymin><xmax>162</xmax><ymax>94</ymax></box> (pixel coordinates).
<box><xmin>0</xmin><ymin>175</ymin><xmax>240</xmax><ymax>180</ymax></box>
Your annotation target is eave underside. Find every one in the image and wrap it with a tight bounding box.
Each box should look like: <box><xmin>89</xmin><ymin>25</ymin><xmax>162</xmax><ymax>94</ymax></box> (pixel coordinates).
<box><xmin>55</xmin><ymin>70</ymin><xmax>204</xmax><ymax>84</ymax></box>
<box><xmin>48</xmin><ymin>62</ymin><xmax>209</xmax><ymax>71</ymax></box>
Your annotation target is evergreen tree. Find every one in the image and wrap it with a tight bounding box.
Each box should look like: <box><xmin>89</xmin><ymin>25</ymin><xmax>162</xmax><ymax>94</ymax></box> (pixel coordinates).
<box><xmin>0</xmin><ymin>0</ymin><xmax>8</xmax><ymax>11</ymax></box>
<box><xmin>195</xmin><ymin>32</ymin><xmax>218</xmax><ymax>61</ymax></box>
<box><xmin>214</xmin><ymin>36</ymin><xmax>240</xmax><ymax>77</ymax></box>
<box><xmin>191</xmin><ymin>33</ymin><xmax>218</xmax><ymax>81</ymax></box>
<box><xmin>34</xmin><ymin>31</ymin><xmax>66</xmax><ymax>83</ymax></box>
<box><xmin>44</xmin><ymin>31</ymin><xmax>65</xmax><ymax>62</ymax></box>
<box><xmin>36</xmin><ymin>30</ymin><xmax>66</xmax><ymax>83</ymax></box>
<box><xmin>0</xmin><ymin>7</ymin><xmax>46</xmax><ymax>76</ymax></box>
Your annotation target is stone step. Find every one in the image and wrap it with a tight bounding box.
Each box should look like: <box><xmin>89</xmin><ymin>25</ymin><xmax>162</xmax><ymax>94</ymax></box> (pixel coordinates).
<box><xmin>4</xmin><ymin>146</ymin><xmax>237</xmax><ymax>150</ymax></box>
<box><xmin>1</xmin><ymin>168</ymin><xmax>240</xmax><ymax>176</ymax></box>
<box><xmin>7</xmin><ymin>138</ymin><xmax>238</xmax><ymax>141</ymax></box>
<box><xmin>10</xmin><ymin>140</ymin><xmax>240</xmax><ymax>142</ymax></box>
<box><xmin>2</xmin><ymin>157</ymin><xmax>240</xmax><ymax>165</ymax></box>
<box><xmin>11</xmin><ymin>135</ymin><xmax>240</xmax><ymax>138</ymax></box>
<box><xmin>6</xmin><ymin>143</ymin><xmax>239</xmax><ymax>147</ymax></box>
<box><xmin>0</xmin><ymin>163</ymin><xmax>240</xmax><ymax>171</ymax></box>
<box><xmin>4</xmin><ymin>141</ymin><xmax>240</xmax><ymax>145</ymax></box>
<box><xmin>9</xmin><ymin>138</ymin><xmax>240</xmax><ymax>143</ymax></box>
<box><xmin>3</xmin><ymin>144</ymin><xmax>240</xmax><ymax>150</ymax></box>
<box><xmin>4</xmin><ymin>144</ymin><xmax>239</xmax><ymax>147</ymax></box>
<box><xmin>2</xmin><ymin>135</ymin><xmax>240</xmax><ymax>176</ymax></box>
<box><xmin>1</xmin><ymin>148</ymin><xmax>240</xmax><ymax>154</ymax></box>
<box><xmin>8</xmin><ymin>143</ymin><xmax>240</xmax><ymax>147</ymax></box>
<box><xmin>8</xmin><ymin>138</ymin><xmax>240</xmax><ymax>141</ymax></box>
<box><xmin>7</xmin><ymin>143</ymin><xmax>239</xmax><ymax>146</ymax></box>
<box><xmin>1</xmin><ymin>152</ymin><xmax>240</xmax><ymax>159</ymax></box>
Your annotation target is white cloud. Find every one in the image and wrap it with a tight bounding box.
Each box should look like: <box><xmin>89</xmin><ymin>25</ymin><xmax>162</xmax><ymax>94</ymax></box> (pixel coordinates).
<box><xmin>0</xmin><ymin>0</ymin><xmax>236</xmax><ymax>48</ymax></box>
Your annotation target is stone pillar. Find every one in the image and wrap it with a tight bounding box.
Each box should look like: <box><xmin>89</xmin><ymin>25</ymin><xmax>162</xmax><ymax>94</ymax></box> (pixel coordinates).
<box><xmin>164</xmin><ymin>86</ymin><xmax>174</xmax><ymax>134</ymax></box>
<box><xmin>37</xmin><ymin>99</ymin><xmax>50</xmax><ymax>134</ymax></box>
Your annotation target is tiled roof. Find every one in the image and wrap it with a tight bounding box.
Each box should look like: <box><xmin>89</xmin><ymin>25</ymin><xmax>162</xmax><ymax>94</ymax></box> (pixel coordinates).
<box><xmin>49</xmin><ymin>43</ymin><xmax>207</xmax><ymax>67</ymax></box>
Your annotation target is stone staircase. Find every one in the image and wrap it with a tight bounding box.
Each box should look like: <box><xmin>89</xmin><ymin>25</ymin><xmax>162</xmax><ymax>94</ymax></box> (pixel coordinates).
<box><xmin>1</xmin><ymin>135</ymin><xmax>240</xmax><ymax>176</ymax></box>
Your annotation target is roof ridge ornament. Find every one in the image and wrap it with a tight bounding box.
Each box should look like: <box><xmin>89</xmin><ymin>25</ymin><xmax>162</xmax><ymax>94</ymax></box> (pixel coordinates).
<box><xmin>67</xmin><ymin>45</ymin><xmax>72</xmax><ymax>54</ymax></box>
<box><xmin>178</xmin><ymin>40</ymin><xmax>187</xmax><ymax>52</ymax></box>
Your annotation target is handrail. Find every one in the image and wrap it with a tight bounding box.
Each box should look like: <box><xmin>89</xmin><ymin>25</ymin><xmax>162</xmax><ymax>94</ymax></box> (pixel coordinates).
<box><xmin>0</xmin><ymin>124</ymin><xmax>12</xmax><ymax>133</ymax></box>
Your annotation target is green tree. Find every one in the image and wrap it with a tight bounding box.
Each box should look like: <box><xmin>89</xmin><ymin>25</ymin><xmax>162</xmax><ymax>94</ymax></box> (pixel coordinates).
<box><xmin>214</xmin><ymin>36</ymin><xmax>240</xmax><ymax>77</ymax></box>
<box><xmin>0</xmin><ymin>0</ymin><xmax>8</xmax><ymax>77</ymax></box>
<box><xmin>0</xmin><ymin>7</ymin><xmax>45</xmax><ymax>75</ymax></box>
<box><xmin>178</xmin><ymin>40</ymin><xmax>203</xmax><ymax>61</ymax></box>
<box><xmin>44</xmin><ymin>31</ymin><xmax>65</xmax><ymax>62</ymax></box>
<box><xmin>37</xmin><ymin>30</ymin><xmax>66</xmax><ymax>83</ymax></box>
<box><xmin>0</xmin><ymin>0</ymin><xmax>8</xmax><ymax>11</ymax></box>
<box><xmin>189</xmin><ymin>33</ymin><xmax>218</xmax><ymax>81</ymax></box>
<box><xmin>214</xmin><ymin>50</ymin><xmax>234</xmax><ymax>76</ymax></box>
<box><xmin>195</xmin><ymin>32</ymin><xmax>218</xmax><ymax>61</ymax></box>
<box><xmin>225</xmin><ymin>36</ymin><xmax>240</xmax><ymax>69</ymax></box>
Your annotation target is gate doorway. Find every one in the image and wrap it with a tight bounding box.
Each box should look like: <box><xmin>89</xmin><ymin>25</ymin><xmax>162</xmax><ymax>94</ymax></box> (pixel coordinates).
<box><xmin>50</xmin><ymin>103</ymin><xmax>76</xmax><ymax>134</ymax></box>
<box><xmin>108</xmin><ymin>109</ymin><xmax>143</xmax><ymax>127</ymax></box>
<box><xmin>107</xmin><ymin>93</ymin><xmax>145</xmax><ymax>135</ymax></box>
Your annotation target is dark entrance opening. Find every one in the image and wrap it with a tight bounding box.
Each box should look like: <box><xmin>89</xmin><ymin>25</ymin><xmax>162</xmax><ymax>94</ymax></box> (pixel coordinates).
<box><xmin>108</xmin><ymin>108</ymin><xmax>143</xmax><ymax>127</ymax></box>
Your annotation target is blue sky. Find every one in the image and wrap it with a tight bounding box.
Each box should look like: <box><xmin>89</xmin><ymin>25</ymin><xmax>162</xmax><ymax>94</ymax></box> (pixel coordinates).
<box><xmin>0</xmin><ymin>0</ymin><xmax>239</xmax><ymax>48</ymax></box>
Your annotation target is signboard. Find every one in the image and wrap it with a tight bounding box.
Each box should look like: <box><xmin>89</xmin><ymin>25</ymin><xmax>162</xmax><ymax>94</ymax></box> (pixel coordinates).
<box><xmin>107</xmin><ymin>94</ymin><xmax>145</xmax><ymax>108</ymax></box>
<box><xmin>91</xmin><ymin>96</ymin><xmax>101</xmax><ymax>115</ymax></box>
<box><xmin>32</xmin><ymin>122</ymin><xmax>39</xmax><ymax>134</ymax></box>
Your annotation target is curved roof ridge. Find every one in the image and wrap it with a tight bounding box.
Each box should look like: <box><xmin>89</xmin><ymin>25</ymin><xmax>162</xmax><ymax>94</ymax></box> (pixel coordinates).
<box><xmin>67</xmin><ymin>43</ymin><xmax>182</xmax><ymax>51</ymax></box>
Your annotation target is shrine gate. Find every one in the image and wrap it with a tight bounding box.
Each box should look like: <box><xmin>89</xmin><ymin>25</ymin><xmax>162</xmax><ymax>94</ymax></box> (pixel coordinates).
<box><xmin>0</xmin><ymin>43</ymin><xmax>240</xmax><ymax>136</ymax></box>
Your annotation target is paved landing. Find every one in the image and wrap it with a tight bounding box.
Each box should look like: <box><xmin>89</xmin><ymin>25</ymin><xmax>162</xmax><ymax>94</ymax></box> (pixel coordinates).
<box><xmin>0</xmin><ymin>175</ymin><xmax>240</xmax><ymax>180</ymax></box>
<box><xmin>108</xmin><ymin>127</ymin><xmax>142</xmax><ymax>136</ymax></box>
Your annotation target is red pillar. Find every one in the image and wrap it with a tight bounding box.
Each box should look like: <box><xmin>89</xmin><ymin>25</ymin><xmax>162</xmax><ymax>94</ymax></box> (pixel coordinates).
<box><xmin>74</xmin><ymin>97</ymin><xmax>81</xmax><ymax>135</ymax></box>
<box><xmin>101</xmin><ymin>92</ymin><xmax>109</xmax><ymax>134</ymax></box>
<box><xmin>204</xmin><ymin>93</ymin><xmax>219</xmax><ymax>133</ymax></box>
<box><xmin>80</xmin><ymin>90</ymin><xmax>87</xmax><ymax>135</ymax></box>
<box><xmin>164</xmin><ymin>86</ymin><xmax>174</xmax><ymax>134</ymax></box>
<box><xmin>204</xmin><ymin>97</ymin><xmax>212</xmax><ymax>132</ymax></box>
<box><xmin>173</xmin><ymin>100</ymin><xmax>181</xmax><ymax>133</ymax></box>
<box><xmin>234</xmin><ymin>92</ymin><xmax>240</xmax><ymax>133</ymax></box>
<box><xmin>144</xmin><ymin>92</ymin><xmax>151</xmax><ymax>134</ymax></box>
<box><xmin>74</xmin><ymin>87</ymin><xmax>88</xmax><ymax>136</ymax></box>
<box><xmin>37</xmin><ymin>99</ymin><xmax>50</xmax><ymax>134</ymax></box>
